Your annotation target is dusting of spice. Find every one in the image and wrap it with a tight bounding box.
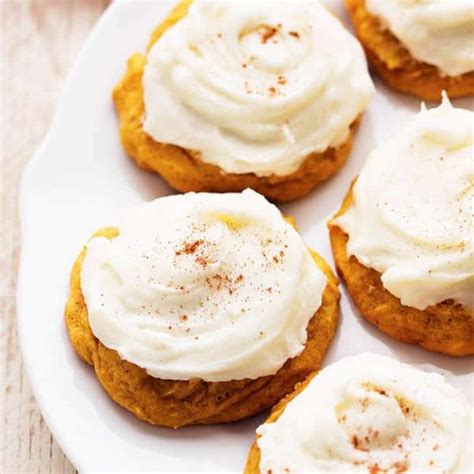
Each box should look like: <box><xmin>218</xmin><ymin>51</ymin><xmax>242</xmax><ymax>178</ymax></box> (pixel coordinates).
<box><xmin>83</xmin><ymin>189</ymin><xmax>329</xmax><ymax>386</ymax></box>
<box><xmin>368</xmin><ymin>464</ymin><xmax>381</xmax><ymax>474</ymax></box>
<box><xmin>175</xmin><ymin>239</ymin><xmax>203</xmax><ymax>255</ymax></box>
<box><xmin>195</xmin><ymin>254</ymin><xmax>209</xmax><ymax>267</ymax></box>
<box><xmin>395</xmin><ymin>395</ymin><xmax>414</xmax><ymax>418</ymax></box>
<box><xmin>260</xmin><ymin>24</ymin><xmax>279</xmax><ymax>44</ymax></box>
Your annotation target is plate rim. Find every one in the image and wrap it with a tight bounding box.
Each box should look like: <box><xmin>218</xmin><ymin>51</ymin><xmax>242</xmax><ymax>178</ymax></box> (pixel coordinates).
<box><xmin>17</xmin><ymin>2</ymin><xmax>122</xmax><ymax>470</ymax></box>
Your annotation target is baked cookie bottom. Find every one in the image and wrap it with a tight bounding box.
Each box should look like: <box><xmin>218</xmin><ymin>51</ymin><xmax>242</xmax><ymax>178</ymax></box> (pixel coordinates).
<box><xmin>65</xmin><ymin>227</ymin><xmax>340</xmax><ymax>428</ymax></box>
<box><xmin>329</xmin><ymin>188</ymin><xmax>474</xmax><ymax>357</ymax></box>
<box><xmin>345</xmin><ymin>0</ymin><xmax>474</xmax><ymax>101</ymax></box>
<box><xmin>244</xmin><ymin>372</ymin><xmax>315</xmax><ymax>474</ymax></box>
<box><xmin>112</xmin><ymin>0</ymin><xmax>359</xmax><ymax>203</ymax></box>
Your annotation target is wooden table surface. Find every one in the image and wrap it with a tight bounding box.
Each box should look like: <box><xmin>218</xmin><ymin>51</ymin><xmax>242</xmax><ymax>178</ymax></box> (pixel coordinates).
<box><xmin>1</xmin><ymin>1</ymin><xmax>110</xmax><ymax>472</ymax></box>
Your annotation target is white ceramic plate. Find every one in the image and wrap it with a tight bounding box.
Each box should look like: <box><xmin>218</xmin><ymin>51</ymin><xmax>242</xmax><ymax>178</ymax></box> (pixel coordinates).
<box><xmin>18</xmin><ymin>1</ymin><xmax>473</xmax><ymax>472</ymax></box>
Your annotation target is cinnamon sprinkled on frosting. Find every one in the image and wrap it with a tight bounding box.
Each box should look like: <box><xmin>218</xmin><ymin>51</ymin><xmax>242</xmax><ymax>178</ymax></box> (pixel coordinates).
<box><xmin>257</xmin><ymin>354</ymin><xmax>473</xmax><ymax>473</ymax></box>
<box><xmin>142</xmin><ymin>0</ymin><xmax>373</xmax><ymax>177</ymax></box>
<box><xmin>80</xmin><ymin>190</ymin><xmax>326</xmax><ymax>382</ymax></box>
<box><xmin>260</xmin><ymin>25</ymin><xmax>278</xmax><ymax>44</ymax></box>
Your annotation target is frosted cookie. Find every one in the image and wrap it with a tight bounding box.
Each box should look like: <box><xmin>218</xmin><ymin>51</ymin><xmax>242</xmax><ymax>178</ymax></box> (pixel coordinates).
<box><xmin>329</xmin><ymin>96</ymin><xmax>474</xmax><ymax>356</ymax></box>
<box><xmin>245</xmin><ymin>353</ymin><xmax>473</xmax><ymax>473</ymax></box>
<box><xmin>113</xmin><ymin>0</ymin><xmax>374</xmax><ymax>202</ymax></box>
<box><xmin>65</xmin><ymin>190</ymin><xmax>339</xmax><ymax>427</ymax></box>
<box><xmin>345</xmin><ymin>0</ymin><xmax>474</xmax><ymax>100</ymax></box>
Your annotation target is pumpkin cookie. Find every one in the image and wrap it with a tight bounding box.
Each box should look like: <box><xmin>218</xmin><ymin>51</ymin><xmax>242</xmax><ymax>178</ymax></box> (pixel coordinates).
<box><xmin>329</xmin><ymin>96</ymin><xmax>474</xmax><ymax>356</ymax></box>
<box><xmin>245</xmin><ymin>354</ymin><xmax>473</xmax><ymax>473</ymax></box>
<box><xmin>113</xmin><ymin>0</ymin><xmax>374</xmax><ymax>202</ymax></box>
<box><xmin>65</xmin><ymin>190</ymin><xmax>340</xmax><ymax>428</ymax></box>
<box><xmin>345</xmin><ymin>0</ymin><xmax>474</xmax><ymax>100</ymax></box>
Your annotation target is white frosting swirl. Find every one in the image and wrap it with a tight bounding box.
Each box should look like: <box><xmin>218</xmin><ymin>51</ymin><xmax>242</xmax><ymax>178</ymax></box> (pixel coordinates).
<box><xmin>80</xmin><ymin>190</ymin><xmax>327</xmax><ymax>382</ymax></box>
<box><xmin>332</xmin><ymin>96</ymin><xmax>474</xmax><ymax>310</ymax></box>
<box><xmin>366</xmin><ymin>0</ymin><xmax>474</xmax><ymax>76</ymax></box>
<box><xmin>257</xmin><ymin>353</ymin><xmax>473</xmax><ymax>473</ymax></box>
<box><xmin>142</xmin><ymin>0</ymin><xmax>374</xmax><ymax>177</ymax></box>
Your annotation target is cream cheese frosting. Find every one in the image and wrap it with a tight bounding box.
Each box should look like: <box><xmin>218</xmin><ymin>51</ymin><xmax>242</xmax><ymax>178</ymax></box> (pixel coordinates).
<box><xmin>366</xmin><ymin>0</ymin><xmax>474</xmax><ymax>76</ymax></box>
<box><xmin>80</xmin><ymin>189</ymin><xmax>327</xmax><ymax>382</ymax></box>
<box><xmin>257</xmin><ymin>353</ymin><xmax>473</xmax><ymax>474</ymax></box>
<box><xmin>142</xmin><ymin>0</ymin><xmax>374</xmax><ymax>177</ymax></box>
<box><xmin>332</xmin><ymin>95</ymin><xmax>474</xmax><ymax>310</ymax></box>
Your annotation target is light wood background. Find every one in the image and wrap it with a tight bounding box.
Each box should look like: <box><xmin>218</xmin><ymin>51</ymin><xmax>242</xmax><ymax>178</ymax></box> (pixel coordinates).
<box><xmin>1</xmin><ymin>1</ymin><xmax>110</xmax><ymax>472</ymax></box>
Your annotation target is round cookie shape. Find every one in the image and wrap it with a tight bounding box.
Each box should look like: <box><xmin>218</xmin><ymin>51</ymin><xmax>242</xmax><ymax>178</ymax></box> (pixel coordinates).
<box><xmin>345</xmin><ymin>0</ymin><xmax>474</xmax><ymax>100</ymax></box>
<box><xmin>65</xmin><ymin>190</ymin><xmax>340</xmax><ymax>427</ymax></box>
<box><xmin>141</xmin><ymin>0</ymin><xmax>374</xmax><ymax>177</ymax></box>
<box><xmin>329</xmin><ymin>97</ymin><xmax>474</xmax><ymax>356</ymax></box>
<box><xmin>113</xmin><ymin>0</ymin><xmax>374</xmax><ymax>202</ymax></box>
<box><xmin>81</xmin><ymin>190</ymin><xmax>327</xmax><ymax>382</ymax></box>
<box><xmin>245</xmin><ymin>354</ymin><xmax>473</xmax><ymax>473</ymax></box>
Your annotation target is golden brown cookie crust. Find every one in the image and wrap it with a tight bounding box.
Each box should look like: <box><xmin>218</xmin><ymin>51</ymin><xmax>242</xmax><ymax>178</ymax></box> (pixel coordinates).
<box><xmin>112</xmin><ymin>0</ymin><xmax>359</xmax><ymax>203</ymax></box>
<box><xmin>328</xmin><ymin>186</ymin><xmax>474</xmax><ymax>357</ymax></box>
<box><xmin>244</xmin><ymin>372</ymin><xmax>316</xmax><ymax>473</ymax></box>
<box><xmin>345</xmin><ymin>0</ymin><xmax>474</xmax><ymax>100</ymax></box>
<box><xmin>65</xmin><ymin>226</ymin><xmax>340</xmax><ymax>428</ymax></box>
